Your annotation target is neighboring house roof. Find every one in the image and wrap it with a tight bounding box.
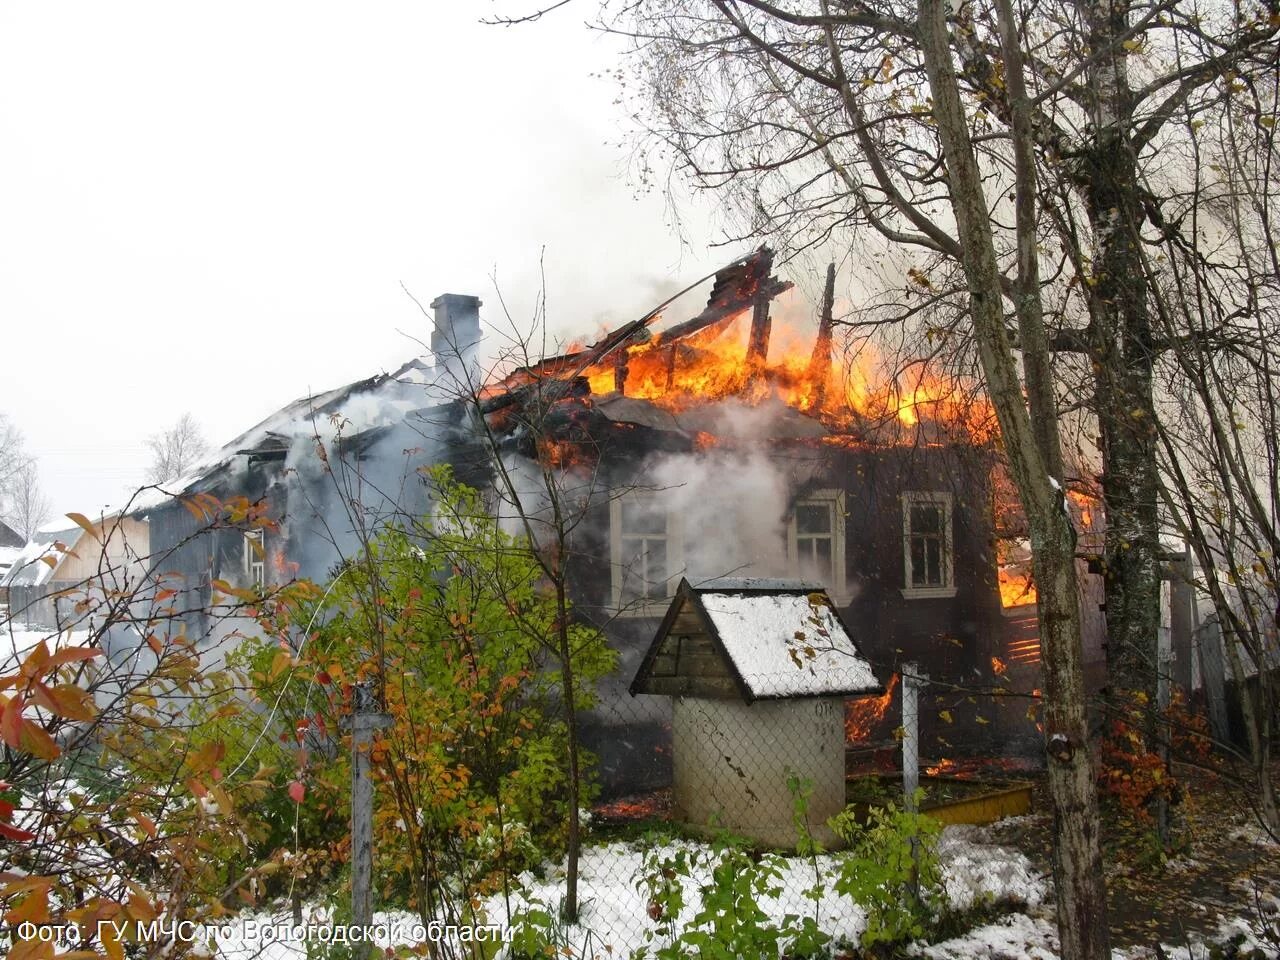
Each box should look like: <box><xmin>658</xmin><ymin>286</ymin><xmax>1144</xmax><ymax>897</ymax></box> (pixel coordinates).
<box><xmin>0</xmin><ymin>527</ymin><xmax>81</xmax><ymax>589</ymax></box>
<box><xmin>0</xmin><ymin>544</ymin><xmax>23</xmax><ymax>578</ymax></box>
<box><xmin>631</xmin><ymin>578</ymin><xmax>881</xmax><ymax>702</ymax></box>
<box><xmin>125</xmin><ymin>358</ymin><xmax>447</xmax><ymax>515</ymax></box>
<box><xmin>0</xmin><ymin>521</ymin><xmax>23</xmax><ymax>549</ymax></box>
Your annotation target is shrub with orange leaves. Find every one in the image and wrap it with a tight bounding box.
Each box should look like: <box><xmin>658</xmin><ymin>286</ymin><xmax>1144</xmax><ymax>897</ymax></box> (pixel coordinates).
<box><xmin>0</xmin><ymin>494</ymin><xmax>317</xmax><ymax>960</ymax></box>
<box><xmin>264</xmin><ymin>468</ymin><xmax>616</xmax><ymax>932</ymax></box>
<box><xmin>1098</xmin><ymin>690</ymin><xmax>1214</xmax><ymax>821</ymax></box>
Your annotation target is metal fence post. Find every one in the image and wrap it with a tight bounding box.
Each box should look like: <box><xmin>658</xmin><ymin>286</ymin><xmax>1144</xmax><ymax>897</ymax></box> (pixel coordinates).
<box><xmin>902</xmin><ymin>664</ymin><xmax>923</xmax><ymax>812</ymax></box>
<box><xmin>902</xmin><ymin>664</ymin><xmax>927</xmax><ymax>901</ymax></box>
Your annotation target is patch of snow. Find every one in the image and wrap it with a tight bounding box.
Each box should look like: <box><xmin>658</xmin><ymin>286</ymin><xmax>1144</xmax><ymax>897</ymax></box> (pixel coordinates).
<box><xmin>1227</xmin><ymin>821</ymin><xmax>1280</xmax><ymax>849</ymax></box>
<box><xmin>697</xmin><ymin>590</ymin><xmax>878</xmax><ymax>697</ymax></box>
<box><xmin>0</xmin><ymin>530</ymin><xmax>80</xmax><ymax>588</ymax></box>
<box><xmin>936</xmin><ymin>827</ymin><xmax>1048</xmax><ymax>910</ymax></box>
<box><xmin>910</xmin><ymin>912</ymin><xmax>1058</xmax><ymax>959</ymax></box>
<box><xmin>478</xmin><ymin>838</ymin><xmax>869</xmax><ymax>953</ymax></box>
<box><xmin>213</xmin><ymin>906</ymin><xmax>423</xmax><ymax>960</ymax></box>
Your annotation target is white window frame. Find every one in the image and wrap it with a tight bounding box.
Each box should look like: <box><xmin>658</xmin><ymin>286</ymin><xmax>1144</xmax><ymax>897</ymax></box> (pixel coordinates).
<box><xmin>786</xmin><ymin>488</ymin><xmax>847</xmax><ymax>602</ymax></box>
<box><xmin>243</xmin><ymin>529</ymin><xmax>266</xmax><ymax>590</ymax></box>
<box><xmin>900</xmin><ymin>491</ymin><xmax>956</xmax><ymax>599</ymax></box>
<box><xmin>610</xmin><ymin>492</ymin><xmax>683</xmax><ymax>616</ymax></box>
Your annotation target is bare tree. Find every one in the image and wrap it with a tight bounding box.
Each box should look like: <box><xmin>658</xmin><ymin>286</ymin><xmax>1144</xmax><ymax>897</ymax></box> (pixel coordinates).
<box><xmin>0</xmin><ymin>413</ymin><xmax>49</xmax><ymax>540</ymax></box>
<box><xmin>605</xmin><ymin>0</ymin><xmax>1279</xmax><ymax>725</ymax></box>
<box><xmin>146</xmin><ymin>412</ymin><xmax>209</xmax><ymax>485</ymax></box>
<box><xmin>598</xmin><ymin>1</ymin><xmax>1116</xmax><ymax>954</ymax></box>
<box><xmin>2</xmin><ymin>460</ymin><xmax>52</xmax><ymax>541</ymax></box>
<box><xmin>0</xmin><ymin>414</ymin><xmax>26</xmax><ymax>493</ymax></box>
<box><xmin>1140</xmin><ymin>90</ymin><xmax>1280</xmax><ymax>834</ymax></box>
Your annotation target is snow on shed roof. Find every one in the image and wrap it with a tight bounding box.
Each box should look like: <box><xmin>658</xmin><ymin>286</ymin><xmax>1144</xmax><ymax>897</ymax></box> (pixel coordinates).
<box><xmin>0</xmin><ymin>528</ymin><xmax>80</xmax><ymax>588</ymax></box>
<box><xmin>632</xmin><ymin>578</ymin><xmax>881</xmax><ymax>701</ymax></box>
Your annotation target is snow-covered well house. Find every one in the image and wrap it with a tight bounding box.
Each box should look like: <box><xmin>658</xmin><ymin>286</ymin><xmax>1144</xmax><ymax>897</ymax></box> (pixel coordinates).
<box><xmin>632</xmin><ymin>578</ymin><xmax>880</xmax><ymax>846</ymax></box>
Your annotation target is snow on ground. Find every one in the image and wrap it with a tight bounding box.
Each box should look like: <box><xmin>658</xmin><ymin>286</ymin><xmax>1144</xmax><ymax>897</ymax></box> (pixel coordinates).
<box><xmin>194</xmin><ymin>824</ymin><xmax>1280</xmax><ymax>959</ymax></box>
<box><xmin>910</xmin><ymin>911</ymin><xmax>1060</xmax><ymax>959</ymax></box>
<box><xmin>475</xmin><ymin>826</ymin><xmax>1047</xmax><ymax>956</ymax></box>
<box><xmin>204</xmin><ymin>826</ymin><xmax>1047</xmax><ymax>958</ymax></box>
<box><xmin>212</xmin><ymin>907</ymin><xmax>421</xmax><ymax>960</ymax></box>
<box><xmin>936</xmin><ymin>826</ymin><xmax>1047</xmax><ymax>911</ymax></box>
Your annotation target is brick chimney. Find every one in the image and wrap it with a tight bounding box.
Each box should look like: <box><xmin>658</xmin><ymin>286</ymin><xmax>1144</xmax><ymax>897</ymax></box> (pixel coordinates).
<box><xmin>429</xmin><ymin>293</ymin><xmax>482</xmax><ymax>385</ymax></box>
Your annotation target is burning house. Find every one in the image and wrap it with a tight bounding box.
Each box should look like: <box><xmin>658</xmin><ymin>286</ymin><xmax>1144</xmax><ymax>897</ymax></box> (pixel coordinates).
<box><xmin>465</xmin><ymin>247</ymin><xmax>1104</xmax><ymax>794</ymax></box>
<box><xmin>131</xmin><ymin>248</ymin><xmax>1103</xmax><ymax>797</ymax></box>
<box><xmin>127</xmin><ymin>294</ymin><xmax>484</xmax><ymax>648</ymax></box>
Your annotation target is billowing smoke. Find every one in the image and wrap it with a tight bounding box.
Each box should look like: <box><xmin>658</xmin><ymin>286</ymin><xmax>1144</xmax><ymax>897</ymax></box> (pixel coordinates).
<box><xmin>648</xmin><ymin>447</ymin><xmax>791</xmax><ymax>583</ymax></box>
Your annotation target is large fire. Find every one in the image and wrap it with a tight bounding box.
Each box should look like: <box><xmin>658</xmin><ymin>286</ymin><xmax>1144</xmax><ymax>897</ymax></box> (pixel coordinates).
<box><xmin>576</xmin><ymin>307</ymin><xmax>994</xmax><ymax>441</ymax></box>
<box><xmin>484</xmin><ymin>249</ymin><xmax>997</xmax><ymax>447</ymax></box>
<box><xmin>846</xmin><ymin>672</ymin><xmax>899</xmax><ymax>742</ymax></box>
<box><xmin>998</xmin><ymin>565</ymin><xmax>1038</xmax><ymax>609</ymax></box>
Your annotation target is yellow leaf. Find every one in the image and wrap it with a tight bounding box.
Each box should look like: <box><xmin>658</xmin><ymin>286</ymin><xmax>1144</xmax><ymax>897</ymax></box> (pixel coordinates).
<box><xmin>65</xmin><ymin>513</ymin><xmax>102</xmax><ymax>543</ymax></box>
<box><xmin>19</xmin><ymin>721</ymin><xmax>61</xmax><ymax>761</ymax></box>
<box><xmin>8</xmin><ymin>938</ymin><xmax>54</xmax><ymax>960</ymax></box>
<box><xmin>126</xmin><ymin>893</ymin><xmax>157</xmax><ymax>923</ymax></box>
<box><xmin>211</xmin><ymin>784</ymin><xmax>235</xmax><ymax>818</ymax></box>
<box><xmin>31</xmin><ymin>683</ymin><xmax>97</xmax><ymax>722</ymax></box>
<box><xmin>101</xmin><ymin>922</ymin><xmax>124</xmax><ymax>960</ymax></box>
<box><xmin>269</xmin><ymin>650</ymin><xmax>292</xmax><ymax>681</ymax></box>
<box><xmin>5</xmin><ymin>885</ymin><xmax>51</xmax><ymax>925</ymax></box>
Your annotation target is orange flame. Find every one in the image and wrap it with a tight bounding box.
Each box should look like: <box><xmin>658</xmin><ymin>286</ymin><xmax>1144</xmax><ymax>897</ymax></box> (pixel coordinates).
<box><xmin>998</xmin><ymin>566</ymin><xmax>1038</xmax><ymax>608</ymax></box>
<box><xmin>846</xmin><ymin>673</ymin><xmax>898</xmax><ymax>742</ymax></box>
<box><xmin>573</xmin><ymin>306</ymin><xmax>995</xmax><ymax>442</ymax></box>
<box><xmin>925</xmin><ymin>757</ymin><xmax>960</xmax><ymax>776</ymax></box>
<box><xmin>270</xmin><ymin>548</ymin><xmax>300</xmax><ymax>579</ymax></box>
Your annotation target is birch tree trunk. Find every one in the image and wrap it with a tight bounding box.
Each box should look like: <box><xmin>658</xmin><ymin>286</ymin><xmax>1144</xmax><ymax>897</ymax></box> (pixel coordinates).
<box><xmin>916</xmin><ymin>2</ymin><xmax>1111</xmax><ymax>955</ymax></box>
<box><xmin>1077</xmin><ymin>0</ymin><xmax>1162</xmax><ymax>708</ymax></box>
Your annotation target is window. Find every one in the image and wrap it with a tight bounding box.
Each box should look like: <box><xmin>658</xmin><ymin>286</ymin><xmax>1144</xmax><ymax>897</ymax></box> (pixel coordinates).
<box><xmin>243</xmin><ymin>529</ymin><xmax>266</xmax><ymax>589</ymax></box>
<box><xmin>611</xmin><ymin>493</ymin><xmax>682</xmax><ymax>614</ymax></box>
<box><xmin>901</xmin><ymin>492</ymin><xmax>955</xmax><ymax>598</ymax></box>
<box><xmin>787</xmin><ymin>489</ymin><xmax>846</xmax><ymax>600</ymax></box>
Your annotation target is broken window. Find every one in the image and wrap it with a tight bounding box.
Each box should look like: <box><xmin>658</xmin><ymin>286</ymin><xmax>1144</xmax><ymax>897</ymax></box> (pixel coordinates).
<box><xmin>243</xmin><ymin>529</ymin><xmax>265</xmax><ymax>590</ymax></box>
<box><xmin>611</xmin><ymin>494</ymin><xmax>680</xmax><ymax>613</ymax></box>
<box><xmin>788</xmin><ymin>489</ymin><xmax>846</xmax><ymax>599</ymax></box>
<box><xmin>901</xmin><ymin>492</ymin><xmax>955</xmax><ymax>598</ymax></box>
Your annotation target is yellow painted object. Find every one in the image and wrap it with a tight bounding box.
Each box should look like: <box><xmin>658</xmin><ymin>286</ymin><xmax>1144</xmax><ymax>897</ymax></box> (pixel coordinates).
<box><xmin>845</xmin><ymin>775</ymin><xmax>1034</xmax><ymax>826</ymax></box>
<box><xmin>923</xmin><ymin>781</ymin><xmax>1033</xmax><ymax>826</ymax></box>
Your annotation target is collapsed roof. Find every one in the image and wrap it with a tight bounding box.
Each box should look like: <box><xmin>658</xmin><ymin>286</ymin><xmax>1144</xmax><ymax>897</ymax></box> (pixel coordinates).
<box><xmin>479</xmin><ymin>246</ymin><xmax>995</xmax><ymax>459</ymax></box>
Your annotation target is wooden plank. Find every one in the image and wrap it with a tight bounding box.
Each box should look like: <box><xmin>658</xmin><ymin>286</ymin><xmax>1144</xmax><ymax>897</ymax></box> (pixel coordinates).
<box><xmin>639</xmin><ymin>675</ymin><xmax>741</xmax><ymax>699</ymax></box>
<box><xmin>677</xmin><ymin>652</ymin><xmax>732</xmax><ymax>678</ymax></box>
<box><xmin>650</xmin><ymin>654</ymin><xmax>679</xmax><ymax>677</ymax></box>
<box><xmin>671</xmin><ymin>610</ymin><xmax>706</xmax><ymax>634</ymax></box>
<box><xmin>676</xmin><ymin>634</ymin><xmax>717</xmax><ymax>657</ymax></box>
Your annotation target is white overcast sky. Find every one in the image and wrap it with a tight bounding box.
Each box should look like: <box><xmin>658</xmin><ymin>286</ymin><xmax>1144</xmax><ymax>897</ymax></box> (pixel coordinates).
<box><xmin>0</xmin><ymin>2</ymin><xmax>748</xmax><ymax>518</ymax></box>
